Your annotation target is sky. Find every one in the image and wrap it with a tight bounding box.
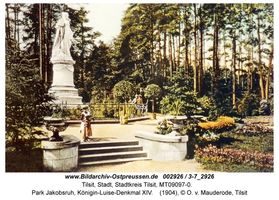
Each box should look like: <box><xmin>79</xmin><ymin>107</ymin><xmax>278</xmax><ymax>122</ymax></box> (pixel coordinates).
<box><xmin>69</xmin><ymin>3</ymin><xmax>129</xmax><ymax>44</ymax></box>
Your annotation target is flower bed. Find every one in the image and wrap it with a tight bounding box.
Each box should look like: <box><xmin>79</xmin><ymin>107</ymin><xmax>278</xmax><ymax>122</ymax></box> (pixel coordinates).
<box><xmin>234</xmin><ymin>123</ymin><xmax>273</xmax><ymax>136</ymax></box>
<box><xmin>195</xmin><ymin>145</ymin><xmax>273</xmax><ymax>172</ymax></box>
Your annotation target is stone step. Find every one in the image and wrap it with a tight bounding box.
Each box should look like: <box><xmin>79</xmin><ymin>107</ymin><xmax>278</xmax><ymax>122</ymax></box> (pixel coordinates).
<box><xmin>79</xmin><ymin>157</ymin><xmax>151</xmax><ymax>166</ymax></box>
<box><xmin>79</xmin><ymin>145</ymin><xmax>143</xmax><ymax>155</ymax></box>
<box><xmin>79</xmin><ymin>151</ymin><xmax>148</xmax><ymax>163</ymax></box>
<box><xmin>79</xmin><ymin>140</ymin><xmax>139</xmax><ymax>149</ymax></box>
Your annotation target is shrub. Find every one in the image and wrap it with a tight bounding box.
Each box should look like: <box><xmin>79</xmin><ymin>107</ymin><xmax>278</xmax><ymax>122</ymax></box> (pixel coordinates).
<box><xmin>6</xmin><ymin>126</ymin><xmax>47</xmax><ymax>152</ymax></box>
<box><xmin>259</xmin><ymin>100</ymin><xmax>271</xmax><ymax>115</ymax></box>
<box><xmin>237</xmin><ymin>92</ymin><xmax>260</xmax><ymax>116</ymax></box>
<box><xmin>195</xmin><ymin>145</ymin><xmax>273</xmax><ymax>172</ymax></box>
<box><xmin>160</xmin><ymin>92</ymin><xmax>199</xmax><ymax>117</ymax></box>
<box><xmin>156</xmin><ymin>119</ymin><xmax>173</xmax><ymax>135</ymax></box>
<box><xmin>198</xmin><ymin>116</ymin><xmax>235</xmax><ymax>132</ymax></box>
<box><xmin>67</xmin><ymin>107</ymin><xmax>82</xmax><ymax>119</ymax></box>
<box><xmin>197</xmin><ymin>96</ymin><xmax>216</xmax><ymax>116</ymax></box>
<box><xmin>160</xmin><ymin>96</ymin><xmax>172</xmax><ymax>115</ymax></box>
<box><xmin>145</xmin><ymin>84</ymin><xmax>162</xmax><ymax>113</ymax></box>
<box><xmin>113</xmin><ymin>80</ymin><xmax>135</xmax><ymax>103</ymax></box>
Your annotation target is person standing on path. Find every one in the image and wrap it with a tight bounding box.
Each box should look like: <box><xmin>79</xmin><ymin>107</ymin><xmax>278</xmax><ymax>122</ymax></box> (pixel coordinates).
<box><xmin>80</xmin><ymin>106</ymin><xmax>92</xmax><ymax>141</ymax></box>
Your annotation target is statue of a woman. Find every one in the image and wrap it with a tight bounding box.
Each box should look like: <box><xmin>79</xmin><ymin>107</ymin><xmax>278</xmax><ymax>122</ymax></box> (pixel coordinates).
<box><xmin>51</xmin><ymin>12</ymin><xmax>74</xmax><ymax>61</ymax></box>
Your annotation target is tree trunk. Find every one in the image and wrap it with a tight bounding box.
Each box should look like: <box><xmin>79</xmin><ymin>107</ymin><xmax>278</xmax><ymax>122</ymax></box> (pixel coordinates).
<box><xmin>172</xmin><ymin>34</ymin><xmax>176</xmax><ymax>72</ymax></box>
<box><xmin>34</xmin><ymin>4</ymin><xmax>39</xmax><ymax>56</ymax></box>
<box><xmin>193</xmin><ymin>4</ymin><xmax>198</xmax><ymax>94</ymax></box>
<box><xmin>6</xmin><ymin>4</ymin><xmax>10</xmax><ymax>40</ymax></box>
<box><xmin>168</xmin><ymin>34</ymin><xmax>173</xmax><ymax>76</ymax></box>
<box><xmin>265</xmin><ymin>43</ymin><xmax>273</xmax><ymax>100</ymax></box>
<box><xmin>150</xmin><ymin>9</ymin><xmax>154</xmax><ymax>78</ymax></box>
<box><xmin>184</xmin><ymin>19</ymin><xmax>189</xmax><ymax>78</ymax></box>
<box><xmin>39</xmin><ymin>4</ymin><xmax>43</xmax><ymax>80</ymax></box>
<box><xmin>178</xmin><ymin>21</ymin><xmax>181</xmax><ymax>67</ymax></box>
<box><xmin>237</xmin><ymin>40</ymin><xmax>241</xmax><ymax>85</ymax></box>
<box><xmin>198</xmin><ymin>4</ymin><xmax>203</xmax><ymax>96</ymax></box>
<box><xmin>163</xmin><ymin>31</ymin><xmax>167</xmax><ymax>77</ymax></box>
<box><xmin>248</xmin><ymin>12</ymin><xmax>254</xmax><ymax>92</ymax></box>
<box><xmin>13</xmin><ymin>5</ymin><xmax>17</xmax><ymax>41</ymax></box>
<box><xmin>152</xmin><ymin>97</ymin><xmax>155</xmax><ymax>113</ymax></box>
<box><xmin>157</xmin><ymin>30</ymin><xmax>163</xmax><ymax>76</ymax></box>
<box><xmin>257</xmin><ymin>15</ymin><xmax>265</xmax><ymax>100</ymax></box>
<box><xmin>232</xmin><ymin>34</ymin><xmax>237</xmax><ymax>107</ymax></box>
<box><xmin>223</xmin><ymin>32</ymin><xmax>228</xmax><ymax>81</ymax></box>
<box><xmin>16</xmin><ymin>5</ymin><xmax>20</xmax><ymax>46</ymax></box>
<box><xmin>47</xmin><ymin>4</ymin><xmax>53</xmax><ymax>85</ymax></box>
<box><xmin>212</xmin><ymin>13</ymin><xmax>220</xmax><ymax>96</ymax></box>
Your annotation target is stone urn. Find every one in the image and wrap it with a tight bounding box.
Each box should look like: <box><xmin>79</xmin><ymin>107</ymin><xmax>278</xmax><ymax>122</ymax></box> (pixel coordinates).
<box><xmin>44</xmin><ymin>117</ymin><xmax>68</xmax><ymax>141</ymax></box>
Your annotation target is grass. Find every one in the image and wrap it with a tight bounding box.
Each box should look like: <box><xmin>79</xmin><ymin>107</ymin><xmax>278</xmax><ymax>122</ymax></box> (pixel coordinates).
<box><xmin>201</xmin><ymin>162</ymin><xmax>268</xmax><ymax>172</ymax></box>
<box><xmin>221</xmin><ymin>132</ymin><xmax>273</xmax><ymax>153</ymax></box>
<box><xmin>6</xmin><ymin>148</ymin><xmax>43</xmax><ymax>172</ymax></box>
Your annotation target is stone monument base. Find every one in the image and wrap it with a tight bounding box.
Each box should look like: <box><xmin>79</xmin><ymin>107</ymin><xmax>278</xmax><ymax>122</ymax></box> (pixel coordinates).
<box><xmin>49</xmin><ymin>86</ymin><xmax>83</xmax><ymax>106</ymax></box>
<box><xmin>49</xmin><ymin>59</ymin><xmax>83</xmax><ymax>106</ymax></box>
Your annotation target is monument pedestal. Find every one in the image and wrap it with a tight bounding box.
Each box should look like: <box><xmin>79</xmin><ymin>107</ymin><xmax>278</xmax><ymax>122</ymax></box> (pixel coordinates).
<box><xmin>49</xmin><ymin>59</ymin><xmax>82</xmax><ymax>106</ymax></box>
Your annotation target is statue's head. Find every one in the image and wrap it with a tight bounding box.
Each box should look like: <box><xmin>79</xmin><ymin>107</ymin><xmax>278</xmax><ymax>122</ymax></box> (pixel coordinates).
<box><xmin>61</xmin><ymin>12</ymin><xmax>69</xmax><ymax>20</ymax></box>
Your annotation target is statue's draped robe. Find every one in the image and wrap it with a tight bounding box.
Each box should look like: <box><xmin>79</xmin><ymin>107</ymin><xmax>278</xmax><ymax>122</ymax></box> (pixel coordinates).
<box><xmin>52</xmin><ymin>14</ymin><xmax>74</xmax><ymax>61</ymax></box>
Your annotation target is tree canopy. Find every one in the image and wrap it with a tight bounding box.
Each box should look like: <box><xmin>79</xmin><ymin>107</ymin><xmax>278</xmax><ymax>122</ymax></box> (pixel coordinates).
<box><xmin>6</xmin><ymin>3</ymin><xmax>274</xmax><ymax>123</ymax></box>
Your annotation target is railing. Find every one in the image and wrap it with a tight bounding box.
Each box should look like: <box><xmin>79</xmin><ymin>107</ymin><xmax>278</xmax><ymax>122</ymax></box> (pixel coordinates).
<box><xmin>90</xmin><ymin>102</ymin><xmax>148</xmax><ymax>120</ymax></box>
<box><xmin>49</xmin><ymin>102</ymin><xmax>149</xmax><ymax>120</ymax></box>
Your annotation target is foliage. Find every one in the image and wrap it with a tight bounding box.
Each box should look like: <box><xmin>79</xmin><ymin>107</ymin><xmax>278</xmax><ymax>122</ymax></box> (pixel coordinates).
<box><xmin>177</xmin><ymin>118</ymin><xmax>200</xmax><ymax>136</ymax></box>
<box><xmin>145</xmin><ymin>84</ymin><xmax>162</xmax><ymax>98</ymax></box>
<box><xmin>160</xmin><ymin>71</ymin><xmax>199</xmax><ymax>116</ymax></box>
<box><xmin>62</xmin><ymin>106</ymin><xmax>83</xmax><ymax>120</ymax></box>
<box><xmin>6</xmin><ymin>126</ymin><xmax>47</xmax><ymax>152</ymax></box>
<box><xmin>67</xmin><ymin>6</ymin><xmax>103</xmax><ymax>102</ymax></box>
<box><xmin>145</xmin><ymin>84</ymin><xmax>162</xmax><ymax>113</ymax></box>
<box><xmin>82</xmin><ymin>42</ymin><xmax>113</xmax><ymax>102</ymax></box>
<box><xmin>195</xmin><ymin>145</ymin><xmax>273</xmax><ymax>172</ymax></box>
<box><xmin>182</xmin><ymin>92</ymin><xmax>200</xmax><ymax>117</ymax></box>
<box><xmin>113</xmin><ymin>80</ymin><xmax>135</xmax><ymax>103</ymax></box>
<box><xmin>6</xmin><ymin>3</ymin><xmax>274</xmax><ymax>124</ymax></box>
<box><xmin>237</xmin><ymin>92</ymin><xmax>260</xmax><ymax>116</ymax></box>
<box><xmin>161</xmin><ymin>97</ymin><xmax>188</xmax><ymax>116</ymax></box>
<box><xmin>6</xmin><ymin>45</ymin><xmax>52</xmax><ymax>151</ymax></box>
<box><xmin>156</xmin><ymin>119</ymin><xmax>173</xmax><ymax>135</ymax></box>
<box><xmin>171</xmin><ymin>99</ymin><xmax>184</xmax><ymax>116</ymax></box>
<box><xmin>258</xmin><ymin>99</ymin><xmax>271</xmax><ymax>115</ymax></box>
<box><xmin>160</xmin><ymin>96</ymin><xmax>172</xmax><ymax>115</ymax></box>
<box><xmin>198</xmin><ymin>116</ymin><xmax>235</xmax><ymax>132</ymax></box>
<box><xmin>197</xmin><ymin>96</ymin><xmax>216</xmax><ymax>116</ymax></box>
